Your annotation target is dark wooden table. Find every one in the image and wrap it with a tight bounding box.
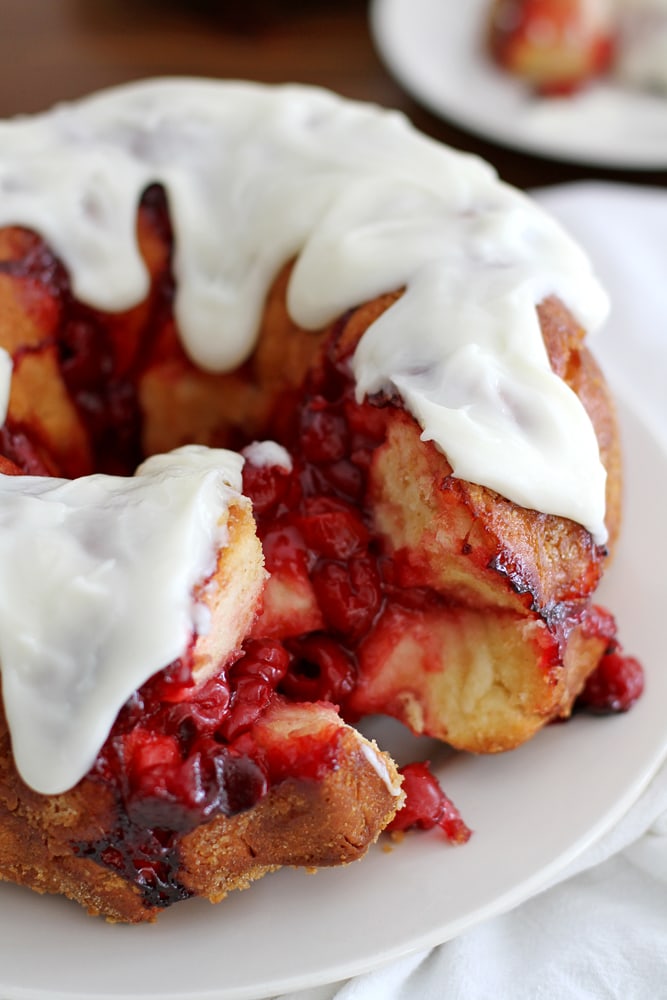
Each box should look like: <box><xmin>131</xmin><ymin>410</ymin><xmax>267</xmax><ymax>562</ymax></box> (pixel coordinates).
<box><xmin>1</xmin><ymin>0</ymin><xmax>665</xmax><ymax>191</ymax></box>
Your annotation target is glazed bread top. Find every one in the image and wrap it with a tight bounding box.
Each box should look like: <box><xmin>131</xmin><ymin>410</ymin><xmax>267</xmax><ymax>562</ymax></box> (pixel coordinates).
<box><xmin>0</xmin><ymin>446</ymin><xmax>259</xmax><ymax>794</ymax></box>
<box><xmin>0</xmin><ymin>79</ymin><xmax>613</xmax><ymax>797</ymax></box>
<box><xmin>0</xmin><ymin>78</ymin><xmax>608</xmax><ymax>536</ymax></box>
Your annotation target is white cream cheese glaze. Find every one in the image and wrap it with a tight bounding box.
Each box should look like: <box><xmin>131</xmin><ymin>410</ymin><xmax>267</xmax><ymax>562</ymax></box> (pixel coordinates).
<box><xmin>0</xmin><ymin>78</ymin><xmax>609</xmax><ymax>536</ymax></box>
<box><xmin>0</xmin><ymin>79</ymin><xmax>612</xmax><ymax>793</ymax></box>
<box><xmin>0</xmin><ymin>445</ymin><xmax>245</xmax><ymax>794</ymax></box>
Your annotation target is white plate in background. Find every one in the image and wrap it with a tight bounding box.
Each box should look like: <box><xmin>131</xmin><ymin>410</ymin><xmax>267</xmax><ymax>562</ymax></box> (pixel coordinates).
<box><xmin>370</xmin><ymin>0</ymin><xmax>667</xmax><ymax>169</ymax></box>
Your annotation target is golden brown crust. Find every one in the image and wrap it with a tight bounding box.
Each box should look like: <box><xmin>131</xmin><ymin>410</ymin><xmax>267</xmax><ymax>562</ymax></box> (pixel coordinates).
<box><xmin>190</xmin><ymin>500</ymin><xmax>266</xmax><ymax>685</ymax></box>
<box><xmin>341</xmin><ymin>295</ymin><xmax>621</xmax><ymax>751</ymax></box>
<box><xmin>228</xmin><ymin>284</ymin><xmax>621</xmax><ymax>753</ymax></box>
<box><xmin>538</xmin><ymin>297</ymin><xmax>622</xmax><ymax>556</ymax></box>
<box><xmin>0</xmin><ymin>700</ymin><xmax>400</xmax><ymax>923</ymax></box>
<box><xmin>179</xmin><ymin>705</ymin><xmax>400</xmax><ymax>904</ymax></box>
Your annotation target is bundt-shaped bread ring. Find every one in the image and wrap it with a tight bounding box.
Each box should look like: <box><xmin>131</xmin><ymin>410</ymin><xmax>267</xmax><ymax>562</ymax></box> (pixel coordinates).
<box><xmin>0</xmin><ymin>79</ymin><xmax>636</xmax><ymax>921</ymax></box>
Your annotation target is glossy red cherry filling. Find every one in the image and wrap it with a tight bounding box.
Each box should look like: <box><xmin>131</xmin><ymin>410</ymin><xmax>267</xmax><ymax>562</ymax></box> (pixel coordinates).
<box><xmin>243</xmin><ymin>390</ymin><xmax>385</xmax><ymax>705</ymax></box>
<box><xmin>82</xmin><ymin>638</ymin><xmax>344</xmax><ymax>903</ymax></box>
<box><xmin>239</xmin><ymin>331</ymin><xmax>479</xmax><ymax>837</ymax></box>
<box><xmin>95</xmin><ymin>636</ymin><xmax>347</xmax><ymax>828</ymax></box>
<box><xmin>578</xmin><ymin>649</ymin><xmax>645</xmax><ymax>713</ymax></box>
<box><xmin>386</xmin><ymin>762</ymin><xmax>471</xmax><ymax>844</ymax></box>
<box><xmin>58</xmin><ymin>306</ymin><xmax>144</xmax><ymax>475</ymax></box>
<box><xmin>574</xmin><ymin>608</ymin><xmax>645</xmax><ymax>713</ymax></box>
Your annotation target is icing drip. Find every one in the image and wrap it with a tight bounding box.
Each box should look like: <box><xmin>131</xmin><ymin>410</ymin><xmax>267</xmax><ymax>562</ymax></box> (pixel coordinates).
<box><xmin>0</xmin><ymin>78</ymin><xmax>609</xmax><ymax>537</ymax></box>
<box><xmin>0</xmin><ymin>446</ymin><xmax>245</xmax><ymax>794</ymax></box>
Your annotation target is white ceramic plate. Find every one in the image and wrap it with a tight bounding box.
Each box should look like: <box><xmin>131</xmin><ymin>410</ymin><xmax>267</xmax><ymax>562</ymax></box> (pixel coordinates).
<box><xmin>0</xmin><ymin>379</ymin><xmax>665</xmax><ymax>1000</ymax></box>
<box><xmin>370</xmin><ymin>0</ymin><xmax>667</xmax><ymax>169</ymax></box>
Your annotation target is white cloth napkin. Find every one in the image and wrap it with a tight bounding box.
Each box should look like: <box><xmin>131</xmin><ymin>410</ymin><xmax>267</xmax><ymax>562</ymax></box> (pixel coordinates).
<box><xmin>274</xmin><ymin>183</ymin><xmax>667</xmax><ymax>1000</ymax></box>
